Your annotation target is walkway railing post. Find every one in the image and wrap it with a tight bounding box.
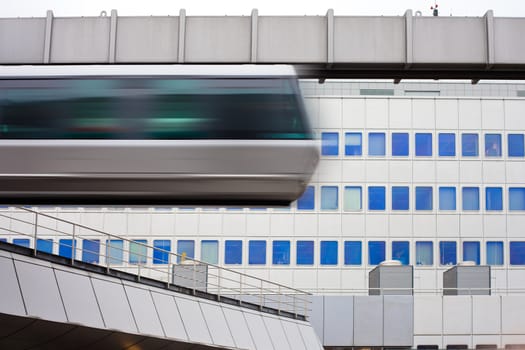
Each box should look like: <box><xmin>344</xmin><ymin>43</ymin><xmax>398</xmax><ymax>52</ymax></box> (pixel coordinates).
<box><xmin>33</xmin><ymin>211</ymin><xmax>38</xmax><ymax>256</ymax></box>
<box><xmin>71</xmin><ymin>224</ymin><xmax>76</xmax><ymax>265</ymax></box>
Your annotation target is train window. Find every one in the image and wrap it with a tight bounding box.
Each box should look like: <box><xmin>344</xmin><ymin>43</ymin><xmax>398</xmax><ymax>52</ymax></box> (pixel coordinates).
<box><xmin>225</xmin><ymin>240</ymin><xmax>242</xmax><ymax>264</ymax></box>
<box><xmin>439</xmin><ymin>241</ymin><xmax>457</xmax><ymax>265</ymax></box>
<box><xmin>416</xmin><ymin>133</ymin><xmax>432</xmax><ymax>156</ymax></box>
<box><xmin>392</xmin><ymin>241</ymin><xmax>410</xmax><ymax>265</ymax></box>
<box><xmin>106</xmin><ymin>239</ymin><xmax>124</xmax><ymax>264</ymax></box>
<box><xmin>320</xmin><ymin>241</ymin><xmax>338</xmax><ymax>265</ymax></box>
<box><xmin>36</xmin><ymin>239</ymin><xmax>53</xmax><ymax>254</ymax></box>
<box><xmin>368</xmin><ymin>186</ymin><xmax>386</xmax><ymax>210</ymax></box>
<box><xmin>13</xmin><ymin>238</ymin><xmax>30</xmax><ymax>248</ymax></box>
<box><xmin>201</xmin><ymin>240</ymin><xmax>218</xmax><ymax>265</ymax></box>
<box><xmin>58</xmin><ymin>239</ymin><xmax>76</xmax><ymax>259</ymax></box>
<box><xmin>177</xmin><ymin>240</ymin><xmax>195</xmax><ymax>263</ymax></box>
<box><xmin>82</xmin><ymin>239</ymin><xmax>100</xmax><ymax>264</ymax></box>
<box><xmin>297</xmin><ymin>186</ymin><xmax>315</xmax><ymax>210</ymax></box>
<box><xmin>296</xmin><ymin>241</ymin><xmax>314</xmax><ymax>265</ymax></box>
<box><xmin>417</xmin><ymin>346</ymin><xmax>438</xmax><ymax>350</ymax></box>
<box><xmin>392</xmin><ymin>132</ymin><xmax>409</xmax><ymax>156</ymax></box>
<box><xmin>345</xmin><ymin>132</ymin><xmax>362</xmax><ymax>155</ymax></box>
<box><xmin>439</xmin><ymin>187</ymin><xmax>456</xmax><ymax>210</ymax></box>
<box><xmin>321</xmin><ymin>186</ymin><xmax>338</xmax><ymax>210</ymax></box>
<box><xmin>485</xmin><ymin>134</ymin><xmax>502</xmax><ymax>157</ymax></box>
<box><xmin>249</xmin><ymin>240</ymin><xmax>266</xmax><ymax>265</ymax></box>
<box><xmin>416</xmin><ymin>187</ymin><xmax>433</xmax><ymax>210</ymax></box>
<box><xmin>463</xmin><ymin>241</ymin><xmax>480</xmax><ymax>265</ymax></box>
<box><xmin>368</xmin><ymin>132</ymin><xmax>386</xmax><ymax>156</ymax></box>
<box><xmin>0</xmin><ymin>238</ymin><xmax>7</xmax><ymax>243</ymax></box>
<box><xmin>508</xmin><ymin>134</ymin><xmax>525</xmax><ymax>157</ymax></box>
<box><xmin>344</xmin><ymin>241</ymin><xmax>362</xmax><ymax>265</ymax></box>
<box><xmin>368</xmin><ymin>241</ymin><xmax>385</xmax><ymax>265</ymax></box>
<box><xmin>463</xmin><ymin>187</ymin><xmax>480</xmax><ymax>211</ymax></box>
<box><xmin>416</xmin><ymin>241</ymin><xmax>433</xmax><ymax>266</ymax></box>
<box><xmin>509</xmin><ymin>188</ymin><xmax>525</xmax><ymax>210</ymax></box>
<box><xmin>153</xmin><ymin>240</ymin><xmax>171</xmax><ymax>265</ymax></box>
<box><xmin>392</xmin><ymin>186</ymin><xmax>409</xmax><ymax>210</ymax></box>
<box><xmin>344</xmin><ymin>186</ymin><xmax>362</xmax><ymax>211</ymax></box>
<box><xmin>439</xmin><ymin>133</ymin><xmax>456</xmax><ymax>156</ymax></box>
<box><xmin>129</xmin><ymin>240</ymin><xmax>147</xmax><ymax>264</ymax></box>
<box><xmin>486</xmin><ymin>241</ymin><xmax>504</xmax><ymax>265</ymax></box>
<box><xmin>273</xmin><ymin>240</ymin><xmax>290</xmax><ymax>265</ymax></box>
<box><xmin>510</xmin><ymin>242</ymin><xmax>525</xmax><ymax>265</ymax></box>
<box><xmin>486</xmin><ymin>187</ymin><xmax>503</xmax><ymax>211</ymax></box>
<box><xmin>322</xmin><ymin>132</ymin><xmax>339</xmax><ymax>156</ymax></box>
<box><xmin>462</xmin><ymin>133</ymin><xmax>479</xmax><ymax>157</ymax></box>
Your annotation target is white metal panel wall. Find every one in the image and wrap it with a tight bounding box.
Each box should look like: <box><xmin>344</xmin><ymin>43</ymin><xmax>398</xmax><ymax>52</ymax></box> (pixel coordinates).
<box><xmin>0</xmin><ymin>18</ymin><xmax>46</xmax><ymax>63</ymax></box>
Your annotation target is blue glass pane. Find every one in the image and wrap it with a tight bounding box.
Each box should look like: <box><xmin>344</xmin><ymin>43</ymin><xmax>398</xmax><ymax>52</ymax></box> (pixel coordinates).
<box><xmin>368</xmin><ymin>186</ymin><xmax>386</xmax><ymax>210</ymax></box>
<box><xmin>0</xmin><ymin>238</ymin><xmax>6</xmax><ymax>243</ymax></box>
<box><xmin>249</xmin><ymin>240</ymin><xmax>266</xmax><ymax>265</ymax></box>
<box><xmin>130</xmin><ymin>240</ymin><xmax>147</xmax><ymax>264</ymax></box>
<box><xmin>13</xmin><ymin>239</ymin><xmax>30</xmax><ymax>248</ymax></box>
<box><xmin>345</xmin><ymin>132</ymin><xmax>362</xmax><ymax>156</ymax></box>
<box><xmin>225</xmin><ymin>240</ymin><xmax>242</xmax><ymax>264</ymax></box>
<box><xmin>177</xmin><ymin>240</ymin><xmax>195</xmax><ymax>263</ymax></box>
<box><xmin>392</xmin><ymin>241</ymin><xmax>410</xmax><ymax>265</ymax></box>
<box><xmin>392</xmin><ymin>186</ymin><xmax>409</xmax><ymax>210</ymax></box>
<box><xmin>368</xmin><ymin>132</ymin><xmax>386</xmax><ymax>156</ymax></box>
<box><xmin>486</xmin><ymin>241</ymin><xmax>503</xmax><ymax>266</ymax></box>
<box><xmin>36</xmin><ymin>239</ymin><xmax>53</xmax><ymax>254</ymax></box>
<box><xmin>368</xmin><ymin>241</ymin><xmax>385</xmax><ymax>265</ymax></box>
<box><xmin>486</xmin><ymin>187</ymin><xmax>503</xmax><ymax>211</ymax></box>
<box><xmin>439</xmin><ymin>187</ymin><xmax>456</xmax><ymax>210</ymax></box>
<box><xmin>510</xmin><ymin>241</ymin><xmax>525</xmax><ymax>265</ymax></box>
<box><xmin>462</xmin><ymin>133</ymin><xmax>479</xmax><ymax>157</ymax></box>
<box><xmin>153</xmin><ymin>240</ymin><xmax>171</xmax><ymax>264</ymax></box>
<box><xmin>416</xmin><ymin>241</ymin><xmax>433</xmax><ymax>266</ymax></box>
<box><xmin>58</xmin><ymin>239</ymin><xmax>76</xmax><ymax>259</ymax></box>
<box><xmin>106</xmin><ymin>239</ymin><xmax>124</xmax><ymax>264</ymax></box>
<box><xmin>82</xmin><ymin>239</ymin><xmax>100</xmax><ymax>264</ymax></box>
<box><xmin>272</xmin><ymin>241</ymin><xmax>290</xmax><ymax>265</ymax></box>
<box><xmin>320</xmin><ymin>241</ymin><xmax>338</xmax><ymax>265</ymax></box>
<box><xmin>344</xmin><ymin>241</ymin><xmax>362</xmax><ymax>265</ymax></box>
<box><xmin>297</xmin><ymin>186</ymin><xmax>315</xmax><ymax>210</ymax></box>
<box><xmin>463</xmin><ymin>241</ymin><xmax>480</xmax><ymax>265</ymax></box>
<box><xmin>439</xmin><ymin>133</ymin><xmax>456</xmax><ymax>156</ymax></box>
<box><xmin>416</xmin><ymin>187</ymin><xmax>433</xmax><ymax>210</ymax></box>
<box><xmin>321</xmin><ymin>186</ymin><xmax>338</xmax><ymax>210</ymax></box>
<box><xmin>392</xmin><ymin>133</ymin><xmax>409</xmax><ymax>156</ymax></box>
<box><xmin>297</xmin><ymin>241</ymin><xmax>314</xmax><ymax>265</ymax></box>
<box><xmin>322</xmin><ymin>132</ymin><xmax>339</xmax><ymax>156</ymax></box>
<box><xmin>415</xmin><ymin>133</ymin><xmax>432</xmax><ymax>156</ymax></box>
<box><xmin>509</xmin><ymin>188</ymin><xmax>525</xmax><ymax>210</ymax></box>
<box><xmin>344</xmin><ymin>186</ymin><xmax>362</xmax><ymax>211</ymax></box>
<box><xmin>201</xmin><ymin>240</ymin><xmax>218</xmax><ymax>264</ymax></box>
<box><xmin>485</xmin><ymin>134</ymin><xmax>502</xmax><ymax>157</ymax></box>
<box><xmin>508</xmin><ymin>134</ymin><xmax>525</xmax><ymax>157</ymax></box>
<box><xmin>439</xmin><ymin>241</ymin><xmax>457</xmax><ymax>265</ymax></box>
<box><xmin>462</xmin><ymin>187</ymin><xmax>480</xmax><ymax>211</ymax></box>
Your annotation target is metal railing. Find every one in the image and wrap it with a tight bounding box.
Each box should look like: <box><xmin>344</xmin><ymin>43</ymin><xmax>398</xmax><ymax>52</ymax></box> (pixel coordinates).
<box><xmin>300</xmin><ymin>287</ymin><xmax>525</xmax><ymax>296</ymax></box>
<box><xmin>0</xmin><ymin>207</ymin><xmax>311</xmax><ymax>319</ymax></box>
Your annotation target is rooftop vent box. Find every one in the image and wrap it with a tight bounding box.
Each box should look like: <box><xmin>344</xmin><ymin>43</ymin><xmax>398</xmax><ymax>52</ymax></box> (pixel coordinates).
<box><xmin>443</xmin><ymin>264</ymin><xmax>490</xmax><ymax>295</ymax></box>
<box><xmin>368</xmin><ymin>260</ymin><xmax>413</xmax><ymax>295</ymax></box>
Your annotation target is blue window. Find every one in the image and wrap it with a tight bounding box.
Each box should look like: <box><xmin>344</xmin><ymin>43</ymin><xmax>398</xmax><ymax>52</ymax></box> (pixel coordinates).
<box><xmin>58</xmin><ymin>239</ymin><xmax>76</xmax><ymax>259</ymax></box>
<box><xmin>201</xmin><ymin>240</ymin><xmax>218</xmax><ymax>264</ymax></box>
<box><xmin>344</xmin><ymin>241</ymin><xmax>362</xmax><ymax>265</ymax></box>
<box><xmin>345</xmin><ymin>132</ymin><xmax>362</xmax><ymax>156</ymax></box>
<box><xmin>344</xmin><ymin>186</ymin><xmax>362</xmax><ymax>211</ymax></box>
<box><xmin>368</xmin><ymin>241</ymin><xmax>385</xmax><ymax>265</ymax></box>
<box><xmin>106</xmin><ymin>239</ymin><xmax>124</xmax><ymax>264</ymax></box>
<box><xmin>486</xmin><ymin>187</ymin><xmax>503</xmax><ymax>211</ymax></box>
<box><xmin>415</xmin><ymin>133</ymin><xmax>432</xmax><ymax>156</ymax></box>
<box><xmin>368</xmin><ymin>186</ymin><xmax>386</xmax><ymax>210</ymax></box>
<box><xmin>462</xmin><ymin>133</ymin><xmax>479</xmax><ymax>157</ymax></box>
<box><xmin>392</xmin><ymin>186</ymin><xmax>409</xmax><ymax>210</ymax></box>
<box><xmin>13</xmin><ymin>239</ymin><xmax>30</xmax><ymax>248</ymax></box>
<box><xmin>485</xmin><ymin>134</ymin><xmax>502</xmax><ymax>157</ymax></box>
<box><xmin>510</xmin><ymin>242</ymin><xmax>525</xmax><ymax>265</ymax></box>
<box><xmin>0</xmin><ymin>238</ymin><xmax>6</xmax><ymax>242</ymax></box>
<box><xmin>368</xmin><ymin>132</ymin><xmax>386</xmax><ymax>156</ymax></box>
<box><xmin>82</xmin><ymin>239</ymin><xmax>100</xmax><ymax>264</ymax></box>
<box><xmin>320</xmin><ymin>241</ymin><xmax>338</xmax><ymax>265</ymax></box>
<box><xmin>416</xmin><ymin>241</ymin><xmax>433</xmax><ymax>266</ymax></box>
<box><xmin>153</xmin><ymin>240</ymin><xmax>171</xmax><ymax>264</ymax></box>
<box><xmin>130</xmin><ymin>240</ymin><xmax>147</xmax><ymax>264</ymax></box>
<box><xmin>486</xmin><ymin>241</ymin><xmax>503</xmax><ymax>266</ymax></box>
<box><xmin>36</xmin><ymin>239</ymin><xmax>53</xmax><ymax>254</ymax></box>
<box><xmin>273</xmin><ymin>241</ymin><xmax>290</xmax><ymax>265</ymax></box>
<box><xmin>439</xmin><ymin>133</ymin><xmax>456</xmax><ymax>156</ymax></box>
<box><xmin>225</xmin><ymin>240</ymin><xmax>242</xmax><ymax>264</ymax></box>
<box><xmin>177</xmin><ymin>240</ymin><xmax>195</xmax><ymax>263</ymax></box>
<box><xmin>439</xmin><ymin>241</ymin><xmax>457</xmax><ymax>265</ymax></box>
<box><xmin>392</xmin><ymin>133</ymin><xmax>409</xmax><ymax>156</ymax></box>
<box><xmin>296</xmin><ymin>241</ymin><xmax>314</xmax><ymax>265</ymax></box>
<box><xmin>297</xmin><ymin>186</ymin><xmax>315</xmax><ymax>210</ymax></box>
<box><xmin>392</xmin><ymin>241</ymin><xmax>410</xmax><ymax>265</ymax></box>
<box><xmin>462</xmin><ymin>187</ymin><xmax>480</xmax><ymax>211</ymax></box>
<box><xmin>416</xmin><ymin>187</ymin><xmax>433</xmax><ymax>210</ymax></box>
<box><xmin>439</xmin><ymin>187</ymin><xmax>456</xmax><ymax>210</ymax></box>
<box><xmin>322</xmin><ymin>132</ymin><xmax>339</xmax><ymax>156</ymax></box>
<box><xmin>321</xmin><ymin>186</ymin><xmax>338</xmax><ymax>210</ymax></box>
<box><xmin>463</xmin><ymin>241</ymin><xmax>480</xmax><ymax>265</ymax></box>
<box><xmin>509</xmin><ymin>188</ymin><xmax>525</xmax><ymax>210</ymax></box>
<box><xmin>508</xmin><ymin>134</ymin><xmax>524</xmax><ymax>157</ymax></box>
<box><xmin>249</xmin><ymin>240</ymin><xmax>266</xmax><ymax>265</ymax></box>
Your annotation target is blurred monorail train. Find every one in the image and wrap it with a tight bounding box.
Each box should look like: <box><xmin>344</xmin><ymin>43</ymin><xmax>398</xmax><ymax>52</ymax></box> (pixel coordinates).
<box><xmin>0</xmin><ymin>65</ymin><xmax>319</xmax><ymax>206</ymax></box>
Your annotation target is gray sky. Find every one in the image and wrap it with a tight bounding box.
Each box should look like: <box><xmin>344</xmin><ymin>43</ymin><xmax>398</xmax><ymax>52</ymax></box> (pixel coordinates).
<box><xmin>2</xmin><ymin>0</ymin><xmax>525</xmax><ymax>17</ymax></box>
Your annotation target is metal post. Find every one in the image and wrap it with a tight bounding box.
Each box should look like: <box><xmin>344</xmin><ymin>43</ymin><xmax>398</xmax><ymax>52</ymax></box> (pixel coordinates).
<box><xmin>71</xmin><ymin>225</ymin><xmax>76</xmax><ymax>265</ymax></box>
<box><xmin>217</xmin><ymin>267</ymin><xmax>221</xmax><ymax>301</ymax></box>
<box><xmin>33</xmin><ymin>212</ymin><xmax>38</xmax><ymax>256</ymax></box>
<box><xmin>192</xmin><ymin>260</ymin><xmax>196</xmax><ymax>294</ymax></box>
<box><xmin>166</xmin><ymin>251</ymin><xmax>171</xmax><ymax>288</ymax></box>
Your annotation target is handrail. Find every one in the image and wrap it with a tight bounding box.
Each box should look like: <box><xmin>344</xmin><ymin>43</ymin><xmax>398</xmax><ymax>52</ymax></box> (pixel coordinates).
<box><xmin>0</xmin><ymin>207</ymin><xmax>312</xmax><ymax>319</ymax></box>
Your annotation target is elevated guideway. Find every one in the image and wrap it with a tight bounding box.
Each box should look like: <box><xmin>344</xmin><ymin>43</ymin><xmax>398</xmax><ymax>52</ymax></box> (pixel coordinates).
<box><xmin>0</xmin><ymin>207</ymin><xmax>322</xmax><ymax>350</ymax></box>
<box><xmin>1</xmin><ymin>9</ymin><xmax>525</xmax><ymax>80</ymax></box>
